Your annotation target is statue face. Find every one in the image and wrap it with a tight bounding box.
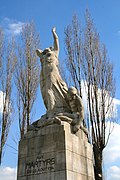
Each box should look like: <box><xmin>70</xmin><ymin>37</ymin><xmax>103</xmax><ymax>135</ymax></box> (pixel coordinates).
<box><xmin>42</xmin><ymin>48</ymin><xmax>51</xmax><ymax>55</ymax></box>
<box><xmin>67</xmin><ymin>87</ymin><xmax>77</xmax><ymax>101</ymax></box>
<box><xmin>67</xmin><ymin>92</ymin><xmax>76</xmax><ymax>101</ymax></box>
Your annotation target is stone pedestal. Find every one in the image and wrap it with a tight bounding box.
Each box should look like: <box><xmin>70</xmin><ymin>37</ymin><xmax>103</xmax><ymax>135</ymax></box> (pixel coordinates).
<box><xmin>17</xmin><ymin>121</ymin><xmax>94</xmax><ymax>180</ymax></box>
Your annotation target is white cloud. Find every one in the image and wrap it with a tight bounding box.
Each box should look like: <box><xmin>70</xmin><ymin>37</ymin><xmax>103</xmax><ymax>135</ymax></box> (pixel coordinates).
<box><xmin>81</xmin><ymin>80</ymin><xmax>120</xmax><ymax>119</ymax></box>
<box><xmin>0</xmin><ymin>17</ymin><xmax>25</xmax><ymax>36</ymax></box>
<box><xmin>107</xmin><ymin>166</ymin><xmax>120</xmax><ymax>180</ymax></box>
<box><xmin>0</xmin><ymin>90</ymin><xmax>4</xmax><ymax>113</ymax></box>
<box><xmin>8</xmin><ymin>22</ymin><xmax>25</xmax><ymax>35</ymax></box>
<box><xmin>0</xmin><ymin>90</ymin><xmax>12</xmax><ymax>116</ymax></box>
<box><xmin>103</xmin><ymin>122</ymin><xmax>120</xmax><ymax>180</ymax></box>
<box><xmin>0</xmin><ymin>167</ymin><xmax>17</xmax><ymax>180</ymax></box>
<box><xmin>112</xmin><ymin>98</ymin><xmax>120</xmax><ymax>120</ymax></box>
<box><xmin>104</xmin><ymin>122</ymin><xmax>120</xmax><ymax>164</ymax></box>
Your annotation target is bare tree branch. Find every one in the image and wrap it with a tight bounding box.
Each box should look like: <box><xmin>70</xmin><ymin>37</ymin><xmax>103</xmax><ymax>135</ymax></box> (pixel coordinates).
<box><xmin>15</xmin><ymin>22</ymin><xmax>40</xmax><ymax>139</ymax></box>
<box><xmin>0</xmin><ymin>35</ymin><xmax>16</xmax><ymax>165</ymax></box>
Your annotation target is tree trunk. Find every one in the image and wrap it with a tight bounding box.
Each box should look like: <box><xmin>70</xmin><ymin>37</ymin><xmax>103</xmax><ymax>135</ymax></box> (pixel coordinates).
<box><xmin>93</xmin><ymin>144</ymin><xmax>103</xmax><ymax>180</ymax></box>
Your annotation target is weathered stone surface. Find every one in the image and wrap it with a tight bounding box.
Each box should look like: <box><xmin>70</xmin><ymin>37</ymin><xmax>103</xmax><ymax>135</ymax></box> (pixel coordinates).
<box><xmin>17</xmin><ymin>122</ymin><xmax>94</xmax><ymax>180</ymax></box>
<box><xmin>36</xmin><ymin>27</ymin><xmax>70</xmax><ymax>115</ymax></box>
<box><xmin>35</xmin><ymin>28</ymin><xmax>86</xmax><ymax>134</ymax></box>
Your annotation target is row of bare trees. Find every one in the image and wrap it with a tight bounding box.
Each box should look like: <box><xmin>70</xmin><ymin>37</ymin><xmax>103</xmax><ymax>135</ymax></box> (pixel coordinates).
<box><xmin>64</xmin><ymin>11</ymin><xmax>115</xmax><ymax>180</ymax></box>
<box><xmin>0</xmin><ymin>23</ymin><xmax>40</xmax><ymax>164</ymax></box>
<box><xmin>0</xmin><ymin>28</ymin><xmax>16</xmax><ymax>165</ymax></box>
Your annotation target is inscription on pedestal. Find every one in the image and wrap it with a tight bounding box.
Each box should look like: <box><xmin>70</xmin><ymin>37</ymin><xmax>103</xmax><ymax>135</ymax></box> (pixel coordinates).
<box><xmin>25</xmin><ymin>155</ymin><xmax>55</xmax><ymax>175</ymax></box>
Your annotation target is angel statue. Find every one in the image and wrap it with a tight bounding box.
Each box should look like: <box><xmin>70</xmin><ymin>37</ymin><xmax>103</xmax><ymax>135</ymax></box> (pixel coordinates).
<box><xmin>36</xmin><ymin>27</ymin><xmax>70</xmax><ymax>117</ymax></box>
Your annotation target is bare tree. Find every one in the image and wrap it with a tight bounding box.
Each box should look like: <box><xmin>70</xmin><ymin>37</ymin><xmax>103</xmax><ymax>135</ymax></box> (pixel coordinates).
<box><xmin>15</xmin><ymin>22</ymin><xmax>40</xmax><ymax>139</ymax></box>
<box><xmin>0</xmin><ymin>32</ymin><xmax>16</xmax><ymax>164</ymax></box>
<box><xmin>64</xmin><ymin>11</ymin><xmax>115</xmax><ymax>180</ymax></box>
<box><xmin>64</xmin><ymin>15</ymin><xmax>83</xmax><ymax>97</ymax></box>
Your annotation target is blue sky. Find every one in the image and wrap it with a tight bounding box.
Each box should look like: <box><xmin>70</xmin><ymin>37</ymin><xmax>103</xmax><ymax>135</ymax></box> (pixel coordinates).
<box><xmin>0</xmin><ymin>0</ymin><xmax>120</xmax><ymax>180</ymax></box>
<box><xmin>1</xmin><ymin>0</ymin><xmax>120</xmax><ymax>98</ymax></box>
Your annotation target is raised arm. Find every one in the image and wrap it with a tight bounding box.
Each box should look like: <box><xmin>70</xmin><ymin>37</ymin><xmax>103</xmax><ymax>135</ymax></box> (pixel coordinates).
<box><xmin>52</xmin><ymin>27</ymin><xmax>59</xmax><ymax>56</ymax></box>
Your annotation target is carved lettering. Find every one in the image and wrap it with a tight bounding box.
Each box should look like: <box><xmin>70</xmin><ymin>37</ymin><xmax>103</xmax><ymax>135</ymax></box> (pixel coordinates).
<box><xmin>25</xmin><ymin>155</ymin><xmax>55</xmax><ymax>175</ymax></box>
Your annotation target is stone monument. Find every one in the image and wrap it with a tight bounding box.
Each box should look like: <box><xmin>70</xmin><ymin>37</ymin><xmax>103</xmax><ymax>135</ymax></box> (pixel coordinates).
<box><xmin>17</xmin><ymin>27</ymin><xmax>95</xmax><ymax>180</ymax></box>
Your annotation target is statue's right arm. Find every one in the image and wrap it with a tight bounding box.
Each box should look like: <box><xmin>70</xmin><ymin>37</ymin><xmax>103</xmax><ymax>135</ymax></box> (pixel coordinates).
<box><xmin>52</xmin><ymin>27</ymin><xmax>59</xmax><ymax>54</ymax></box>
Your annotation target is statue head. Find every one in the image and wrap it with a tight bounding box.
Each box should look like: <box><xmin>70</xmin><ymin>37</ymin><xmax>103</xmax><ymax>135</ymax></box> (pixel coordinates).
<box><xmin>49</xmin><ymin>46</ymin><xmax>54</xmax><ymax>51</ymax></box>
<box><xmin>68</xmin><ymin>87</ymin><xmax>77</xmax><ymax>94</ymax></box>
<box><xmin>36</xmin><ymin>47</ymin><xmax>54</xmax><ymax>59</ymax></box>
<box><xmin>67</xmin><ymin>87</ymin><xmax>78</xmax><ymax>101</ymax></box>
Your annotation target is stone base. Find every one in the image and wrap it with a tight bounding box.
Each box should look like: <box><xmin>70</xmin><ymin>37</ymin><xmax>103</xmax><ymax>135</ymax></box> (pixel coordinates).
<box><xmin>17</xmin><ymin>121</ymin><xmax>94</xmax><ymax>180</ymax></box>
